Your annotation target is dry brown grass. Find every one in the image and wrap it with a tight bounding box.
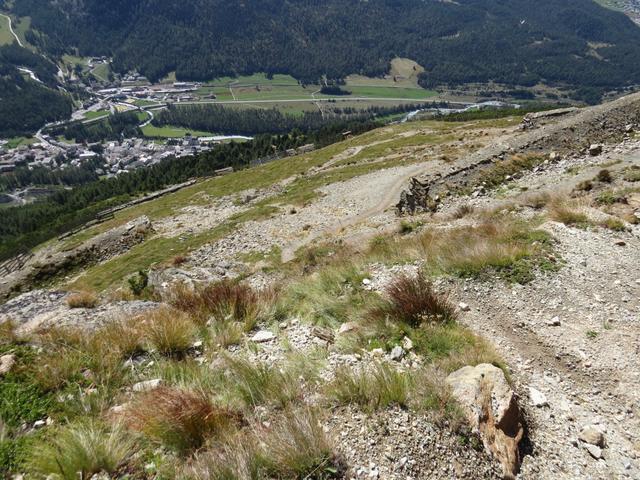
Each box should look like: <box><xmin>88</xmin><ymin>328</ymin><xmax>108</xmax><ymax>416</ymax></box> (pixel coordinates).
<box><xmin>127</xmin><ymin>387</ymin><xmax>242</xmax><ymax>455</ymax></box>
<box><xmin>373</xmin><ymin>271</ymin><xmax>457</xmax><ymax>327</ymax></box>
<box><xmin>547</xmin><ymin>197</ymin><xmax>592</xmax><ymax>228</ymax></box>
<box><xmin>168</xmin><ymin>280</ymin><xmax>279</xmax><ymax>329</ymax></box>
<box><xmin>172</xmin><ymin>255</ymin><xmax>188</xmax><ymax>266</ymax></box>
<box><xmin>139</xmin><ymin>306</ymin><xmax>198</xmax><ymax>356</ymax></box>
<box><xmin>66</xmin><ymin>291</ymin><xmax>99</xmax><ymax>309</ymax></box>
<box><xmin>0</xmin><ymin>319</ymin><xmax>18</xmax><ymax>345</ymax></box>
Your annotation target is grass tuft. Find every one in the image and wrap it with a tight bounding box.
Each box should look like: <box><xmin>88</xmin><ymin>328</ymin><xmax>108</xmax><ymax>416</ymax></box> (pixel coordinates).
<box><xmin>374</xmin><ymin>271</ymin><xmax>457</xmax><ymax>327</ymax></box>
<box><xmin>66</xmin><ymin>291</ymin><xmax>99</xmax><ymax>309</ymax></box>
<box><xmin>326</xmin><ymin>363</ymin><xmax>410</xmax><ymax>411</ymax></box>
<box><xmin>27</xmin><ymin>421</ymin><xmax>135</xmax><ymax>480</ymax></box>
<box><xmin>141</xmin><ymin>306</ymin><xmax>198</xmax><ymax>356</ymax></box>
<box><xmin>127</xmin><ymin>387</ymin><xmax>241</xmax><ymax>455</ymax></box>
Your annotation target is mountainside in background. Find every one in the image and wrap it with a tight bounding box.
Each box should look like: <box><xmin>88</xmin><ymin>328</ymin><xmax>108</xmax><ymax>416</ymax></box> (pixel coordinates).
<box><xmin>0</xmin><ymin>42</ymin><xmax>72</xmax><ymax>137</ymax></box>
<box><xmin>6</xmin><ymin>0</ymin><xmax>640</xmax><ymax>92</ymax></box>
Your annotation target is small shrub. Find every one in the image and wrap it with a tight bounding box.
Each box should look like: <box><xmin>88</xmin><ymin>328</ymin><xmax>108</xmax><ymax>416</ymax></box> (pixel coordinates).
<box><xmin>548</xmin><ymin>199</ymin><xmax>592</xmax><ymax>228</ymax></box>
<box><xmin>27</xmin><ymin>421</ymin><xmax>135</xmax><ymax>480</ymax></box>
<box><xmin>596</xmin><ymin>190</ymin><xmax>626</xmax><ymax>206</ymax></box>
<box><xmin>187</xmin><ymin>433</ymin><xmax>261</xmax><ymax>480</ymax></box>
<box><xmin>574</xmin><ymin>180</ymin><xmax>593</xmax><ymax>192</ymax></box>
<box><xmin>326</xmin><ymin>363</ymin><xmax>410</xmax><ymax>411</ymax></box>
<box><xmin>141</xmin><ymin>307</ymin><xmax>198</xmax><ymax>356</ymax></box>
<box><xmin>596</xmin><ymin>169</ymin><xmax>613</xmax><ymax>183</ymax></box>
<box><xmin>66</xmin><ymin>291</ymin><xmax>99</xmax><ymax>309</ymax></box>
<box><xmin>128</xmin><ymin>270</ymin><xmax>149</xmax><ymax>296</ymax></box>
<box><xmin>223</xmin><ymin>355</ymin><xmax>318</xmax><ymax>409</ymax></box>
<box><xmin>374</xmin><ymin>271</ymin><xmax>457</xmax><ymax>327</ymax></box>
<box><xmin>127</xmin><ymin>387</ymin><xmax>241</xmax><ymax>455</ymax></box>
<box><xmin>0</xmin><ymin>320</ymin><xmax>17</xmax><ymax>345</ymax></box>
<box><xmin>172</xmin><ymin>255</ymin><xmax>188</xmax><ymax>266</ymax></box>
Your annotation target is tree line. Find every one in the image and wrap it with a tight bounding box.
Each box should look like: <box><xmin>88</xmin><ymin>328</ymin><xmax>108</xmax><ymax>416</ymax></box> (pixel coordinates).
<box><xmin>153</xmin><ymin>103</ymin><xmax>435</xmax><ymax>136</ymax></box>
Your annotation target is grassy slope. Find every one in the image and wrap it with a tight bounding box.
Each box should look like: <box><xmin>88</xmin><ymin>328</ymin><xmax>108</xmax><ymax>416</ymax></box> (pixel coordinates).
<box><xmin>66</xmin><ymin>116</ymin><xmax>522</xmax><ymax>292</ymax></box>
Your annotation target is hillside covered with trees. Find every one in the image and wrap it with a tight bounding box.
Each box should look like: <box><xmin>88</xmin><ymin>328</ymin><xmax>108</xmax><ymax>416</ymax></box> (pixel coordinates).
<box><xmin>5</xmin><ymin>0</ymin><xmax>640</xmax><ymax>92</ymax></box>
<box><xmin>0</xmin><ymin>45</ymin><xmax>72</xmax><ymax>137</ymax></box>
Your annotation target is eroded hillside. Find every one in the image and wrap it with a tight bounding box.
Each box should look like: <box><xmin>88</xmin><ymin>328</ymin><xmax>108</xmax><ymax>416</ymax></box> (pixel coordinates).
<box><xmin>1</xmin><ymin>96</ymin><xmax>640</xmax><ymax>479</ymax></box>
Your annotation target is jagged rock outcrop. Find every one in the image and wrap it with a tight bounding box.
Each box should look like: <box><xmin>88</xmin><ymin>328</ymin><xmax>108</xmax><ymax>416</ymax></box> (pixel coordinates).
<box><xmin>446</xmin><ymin>363</ymin><xmax>524</xmax><ymax>480</ymax></box>
<box><xmin>396</xmin><ymin>177</ymin><xmax>440</xmax><ymax>215</ymax></box>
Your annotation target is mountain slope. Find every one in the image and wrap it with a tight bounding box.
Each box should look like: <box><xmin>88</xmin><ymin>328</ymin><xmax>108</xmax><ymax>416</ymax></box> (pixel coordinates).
<box><xmin>7</xmin><ymin>0</ymin><xmax>640</xmax><ymax>91</ymax></box>
<box><xmin>0</xmin><ymin>43</ymin><xmax>72</xmax><ymax>137</ymax></box>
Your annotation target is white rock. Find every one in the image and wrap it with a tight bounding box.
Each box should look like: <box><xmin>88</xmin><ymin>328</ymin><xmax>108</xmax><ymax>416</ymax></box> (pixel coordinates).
<box><xmin>133</xmin><ymin>378</ymin><xmax>163</xmax><ymax>392</ymax></box>
<box><xmin>529</xmin><ymin>387</ymin><xmax>549</xmax><ymax>408</ymax></box>
<box><xmin>0</xmin><ymin>354</ymin><xmax>16</xmax><ymax>376</ymax></box>
<box><xmin>579</xmin><ymin>425</ymin><xmax>605</xmax><ymax>447</ymax></box>
<box><xmin>402</xmin><ymin>336</ymin><xmax>414</xmax><ymax>351</ymax></box>
<box><xmin>390</xmin><ymin>346</ymin><xmax>405</xmax><ymax>361</ymax></box>
<box><xmin>459</xmin><ymin>302</ymin><xmax>471</xmax><ymax>312</ymax></box>
<box><xmin>546</xmin><ymin>316</ymin><xmax>561</xmax><ymax>326</ymax></box>
<box><xmin>338</xmin><ymin>322</ymin><xmax>358</xmax><ymax>335</ymax></box>
<box><xmin>33</xmin><ymin>420</ymin><xmax>46</xmax><ymax>429</ymax></box>
<box><xmin>585</xmin><ymin>444</ymin><xmax>603</xmax><ymax>460</ymax></box>
<box><xmin>362</xmin><ymin>278</ymin><xmax>372</xmax><ymax>286</ymax></box>
<box><xmin>250</xmin><ymin>330</ymin><xmax>276</xmax><ymax>343</ymax></box>
<box><xmin>370</xmin><ymin>348</ymin><xmax>385</xmax><ymax>358</ymax></box>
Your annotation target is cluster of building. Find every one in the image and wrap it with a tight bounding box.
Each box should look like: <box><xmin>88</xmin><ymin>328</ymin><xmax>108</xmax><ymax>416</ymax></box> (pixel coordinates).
<box><xmin>0</xmin><ymin>134</ymin><xmax>222</xmax><ymax>177</ymax></box>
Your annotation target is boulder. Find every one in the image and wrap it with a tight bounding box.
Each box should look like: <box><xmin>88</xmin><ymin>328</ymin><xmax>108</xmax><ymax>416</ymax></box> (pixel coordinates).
<box><xmin>446</xmin><ymin>364</ymin><xmax>523</xmax><ymax>480</ymax></box>
<box><xmin>389</xmin><ymin>346</ymin><xmax>405</xmax><ymax>361</ymax></box>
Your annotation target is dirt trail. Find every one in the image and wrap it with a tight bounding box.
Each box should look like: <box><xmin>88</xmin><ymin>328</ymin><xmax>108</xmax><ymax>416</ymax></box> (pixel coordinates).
<box><xmin>280</xmin><ymin>162</ymin><xmax>429</xmax><ymax>262</ymax></box>
<box><xmin>434</xmin><ymin>144</ymin><xmax>640</xmax><ymax>479</ymax></box>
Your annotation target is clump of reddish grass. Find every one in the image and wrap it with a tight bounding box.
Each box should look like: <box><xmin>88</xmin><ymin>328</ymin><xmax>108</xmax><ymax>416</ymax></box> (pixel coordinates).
<box><xmin>374</xmin><ymin>271</ymin><xmax>457</xmax><ymax>327</ymax></box>
<box><xmin>127</xmin><ymin>387</ymin><xmax>242</xmax><ymax>455</ymax></box>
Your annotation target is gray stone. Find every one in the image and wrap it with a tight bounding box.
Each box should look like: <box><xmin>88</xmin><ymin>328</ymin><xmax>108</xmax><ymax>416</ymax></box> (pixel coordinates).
<box><xmin>132</xmin><ymin>378</ymin><xmax>163</xmax><ymax>392</ymax></box>
<box><xmin>589</xmin><ymin>144</ymin><xmax>603</xmax><ymax>156</ymax></box>
<box><xmin>250</xmin><ymin>330</ymin><xmax>276</xmax><ymax>343</ymax></box>
<box><xmin>459</xmin><ymin>302</ymin><xmax>471</xmax><ymax>312</ymax></box>
<box><xmin>546</xmin><ymin>316</ymin><xmax>561</xmax><ymax>327</ymax></box>
<box><xmin>585</xmin><ymin>444</ymin><xmax>603</xmax><ymax>460</ymax></box>
<box><xmin>579</xmin><ymin>425</ymin><xmax>606</xmax><ymax>447</ymax></box>
<box><xmin>390</xmin><ymin>346</ymin><xmax>405</xmax><ymax>361</ymax></box>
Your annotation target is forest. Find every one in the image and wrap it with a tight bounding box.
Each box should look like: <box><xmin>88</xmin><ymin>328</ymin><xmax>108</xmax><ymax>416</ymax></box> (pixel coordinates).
<box><xmin>51</xmin><ymin>112</ymin><xmax>143</xmax><ymax>143</ymax></box>
<box><xmin>152</xmin><ymin>103</ymin><xmax>436</xmax><ymax>136</ymax></box>
<box><xmin>6</xmin><ymin>0</ymin><xmax>640</xmax><ymax>92</ymax></box>
<box><xmin>0</xmin><ymin>46</ymin><xmax>72</xmax><ymax>137</ymax></box>
<box><xmin>0</xmin><ymin>118</ymin><xmax>379</xmax><ymax>260</ymax></box>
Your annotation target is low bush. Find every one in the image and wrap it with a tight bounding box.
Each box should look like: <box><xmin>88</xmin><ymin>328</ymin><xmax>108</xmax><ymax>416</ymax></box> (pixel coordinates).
<box><xmin>223</xmin><ymin>355</ymin><xmax>319</xmax><ymax>409</ymax></box>
<box><xmin>596</xmin><ymin>169</ymin><xmax>613</xmax><ymax>183</ymax></box>
<box><xmin>261</xmin><ymin>407</ymin><xmax>342</xmax><ymax>479</ymax></box>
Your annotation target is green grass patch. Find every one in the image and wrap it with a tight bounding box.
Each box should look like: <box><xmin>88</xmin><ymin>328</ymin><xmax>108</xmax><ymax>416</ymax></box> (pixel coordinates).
<box><xmin>83</xmin><ymin>110</ymin><xmax>110</xmax><ymax>121</ymax></box>
<box><xmin>141</xmin><ymin>124</ymin><xmax>215</xmax><ymax>138</ymax></box>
